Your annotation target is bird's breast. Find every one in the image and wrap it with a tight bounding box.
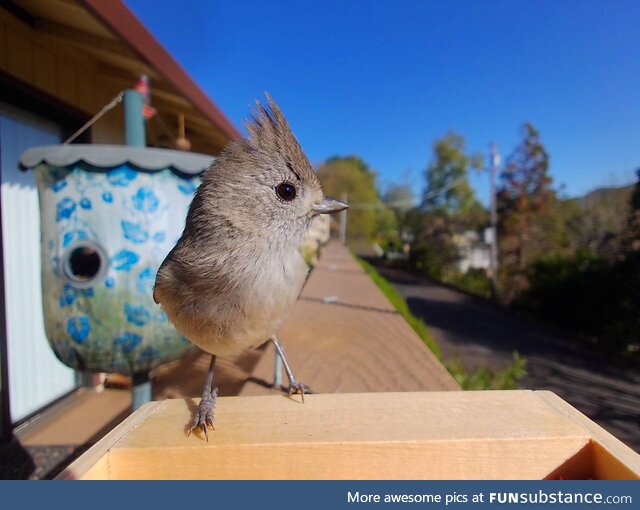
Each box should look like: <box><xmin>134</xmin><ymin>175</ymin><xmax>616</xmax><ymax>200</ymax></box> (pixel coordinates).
<box><xmin>170</xmin><ymin>248</ymin><xmax>308</xmax><ymax>356</ymax></box>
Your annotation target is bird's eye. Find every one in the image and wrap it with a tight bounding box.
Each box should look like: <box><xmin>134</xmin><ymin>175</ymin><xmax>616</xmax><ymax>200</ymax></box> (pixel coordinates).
<box><xmin>275</xmin><ymin>182</ymin><xmax>297</xmax><ymax>202</ymax></box>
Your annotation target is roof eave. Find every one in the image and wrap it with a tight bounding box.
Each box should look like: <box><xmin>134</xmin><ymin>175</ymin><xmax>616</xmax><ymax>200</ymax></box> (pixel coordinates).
<box><xmin>79</xmin><ymin>0</ymin><xmax>242</xmax><ymax>143</ymax></box>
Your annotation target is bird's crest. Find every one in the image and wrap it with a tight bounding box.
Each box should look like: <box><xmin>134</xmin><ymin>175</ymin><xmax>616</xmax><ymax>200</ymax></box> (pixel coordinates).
<box><xmin>245</xmin><ymin>94</ymin><xmax>316</xmax><ymax>181</ymax></box>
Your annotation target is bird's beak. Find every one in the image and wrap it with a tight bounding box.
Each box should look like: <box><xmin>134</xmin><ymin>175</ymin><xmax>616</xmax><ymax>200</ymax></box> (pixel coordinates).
<box><xmin>312</xmin><ymin>197</ymin><xmax>349</xmax><ymax>216</ymax></box>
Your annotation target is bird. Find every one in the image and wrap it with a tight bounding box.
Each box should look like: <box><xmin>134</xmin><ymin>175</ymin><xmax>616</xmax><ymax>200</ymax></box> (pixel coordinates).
<box><xmin>153</xmin><ymin>94</ymin><xmax>348</xmax><ymax>439</ymax></box>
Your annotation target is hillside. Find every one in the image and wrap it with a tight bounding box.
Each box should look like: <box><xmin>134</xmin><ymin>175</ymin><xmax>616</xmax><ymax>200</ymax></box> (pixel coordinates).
<box><xmin>570</xmin><ymin>183</ymin><xmax>634</xmax><ymax>209</ymax></box>
<box><xmin>561</xmin><ymin>184</ymin><xmax>634</xmax><ymax>256</ymax></box>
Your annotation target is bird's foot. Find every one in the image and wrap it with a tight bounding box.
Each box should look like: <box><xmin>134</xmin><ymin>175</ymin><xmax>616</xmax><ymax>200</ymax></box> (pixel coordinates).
<box><xmin>187</xmin><ymin>387</ymin><xmax>218</xmax><ymax>441</ymax></box>
<box><xmin>287</xmin><ymin>381</ymin><xmax>309</xmax><ymax>403</ymax></box>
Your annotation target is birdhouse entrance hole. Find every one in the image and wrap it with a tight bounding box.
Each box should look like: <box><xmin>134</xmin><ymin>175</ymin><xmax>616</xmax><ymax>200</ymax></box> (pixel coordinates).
<box><xmin>62</xmin><ymin>242</ymin><xmax>108</xmax><ymax>288</ymax></box>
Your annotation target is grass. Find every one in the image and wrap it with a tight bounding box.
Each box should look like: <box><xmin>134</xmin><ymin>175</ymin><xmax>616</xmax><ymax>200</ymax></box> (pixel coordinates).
<box><xmin>444</xmin><ymin>352</ymin><xmax>527</xmax><ymax>390</ymax></box>
<box><xmin>357</xmin><ymin>257</ymin><xmax>527</xmax><ymax>390</ymax></box>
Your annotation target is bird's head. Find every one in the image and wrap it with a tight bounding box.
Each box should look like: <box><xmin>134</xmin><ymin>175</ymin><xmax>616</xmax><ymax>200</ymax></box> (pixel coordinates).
<box><xmin>201</xmin><ymin>94</ymin><xmax>347</xmax><ymax>245</ymax></box>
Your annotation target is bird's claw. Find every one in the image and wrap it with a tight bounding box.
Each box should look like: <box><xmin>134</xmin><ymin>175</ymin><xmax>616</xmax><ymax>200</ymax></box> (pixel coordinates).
<box><xmin>287</xmin><ymin>382</ymin><xmax>308</xmax><ymax>403</ymax></box>
<box><xmin>187</xmin><ymin>387</ymin><xmax>217</xmax><ymax>441</ymax></box>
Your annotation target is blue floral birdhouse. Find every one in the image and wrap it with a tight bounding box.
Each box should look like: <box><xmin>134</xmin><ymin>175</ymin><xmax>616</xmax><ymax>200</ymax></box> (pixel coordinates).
<box><xmin>20</xmin><ymin>145</ymin><xmax>212</xmax><ymax>375</ymax></box>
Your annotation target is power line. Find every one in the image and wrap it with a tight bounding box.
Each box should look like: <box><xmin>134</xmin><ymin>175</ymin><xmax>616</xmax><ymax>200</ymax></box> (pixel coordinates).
<box><xmin>346</xmin><ymin>177</ymin><xmax>469</xmax><ymax>210</ymax></box>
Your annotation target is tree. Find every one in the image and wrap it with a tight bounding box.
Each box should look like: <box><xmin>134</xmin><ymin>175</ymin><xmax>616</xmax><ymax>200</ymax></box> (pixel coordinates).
<box><xmin>562</xmin><ymin>185</ymin><xmax>634</xmax><ymax>260</ymax></box>
<box><xmin>621</xmin><ymin>169</ymin><xmax>640</xmax><ymax>254</ymax></box>
<box><xmin>410</xmin><ymin>132</ymin><xmax>487</xmax><ymax>278</ymax></box>
<box><xmin>382</xmin><ymin>184</ymin><xmax>415</xmax><ymax>248</ymax></box>
<box><xmin>423</xmin><ymin>132</ymin><xmax>483</xmax><ymax>217</ymax></box>
<box><xmin>497</xmin><ymin>123</ymin><xmax>554</xmax><ymax>300</ymax></box>
<box><xmin>317</xmin><ymin>156</ymin><xmax>391</xmax><ymax>250</ymax></box>
<box><xmin>409</xmin><ymin>212</ymin><xmax>459</xmax><ymax>279</ymax></box>
<box><xmin>383</xmin><ymin>184</ymin><xmax>415</xmax><ymax>213</ymax></box>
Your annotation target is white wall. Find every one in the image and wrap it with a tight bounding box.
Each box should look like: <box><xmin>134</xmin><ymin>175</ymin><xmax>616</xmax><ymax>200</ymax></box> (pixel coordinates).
<box><xmin>0</xmin><ymin>103</ymin><xmax>77</xmax><ymax>422</ymax></box>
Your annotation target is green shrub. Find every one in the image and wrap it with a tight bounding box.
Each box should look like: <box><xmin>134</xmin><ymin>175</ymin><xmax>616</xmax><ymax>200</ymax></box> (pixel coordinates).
<box><xmin>515</xmin><ymin>251</ymin><xmax>640</xmax><ymax>358</ymax></box>
<box><xmin>444</xmin><ymin>267</ymin><xmax>492</xmax><ymax>299</ymax></box>
<box><xmin>445</xmin><ymin>352</ymin><xmax>527</xmax><ymax>390</ymax></box>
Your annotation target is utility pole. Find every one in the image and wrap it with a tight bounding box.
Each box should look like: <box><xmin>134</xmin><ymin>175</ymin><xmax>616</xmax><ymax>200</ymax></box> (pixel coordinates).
<box><xmin>339</xmin><ymin>192</ymin><xmax>348</xmax><ymax>245</ymax></box>
<box><xmin>489</xmin><ymin>143</ymin><xmax>500</xmax><ymax>297</ymax></box>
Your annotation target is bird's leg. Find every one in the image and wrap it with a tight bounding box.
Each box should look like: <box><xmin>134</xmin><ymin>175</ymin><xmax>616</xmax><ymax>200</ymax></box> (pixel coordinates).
<box><xmin>188</xmin><ymin>354</ymin><xmax>217</xmax><ymax>440</ymax></box>
<box><xmin>270</xmin><ymin>336</ymin><xmax>308</xmax><ymax>402</ymax></box>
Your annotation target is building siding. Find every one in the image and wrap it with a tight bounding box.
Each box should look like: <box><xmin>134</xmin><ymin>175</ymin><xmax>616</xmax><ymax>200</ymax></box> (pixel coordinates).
<box><xmin>1</xmin><ymin>104</ymin><xmax>78</xmax><ymax>422</ymax></box>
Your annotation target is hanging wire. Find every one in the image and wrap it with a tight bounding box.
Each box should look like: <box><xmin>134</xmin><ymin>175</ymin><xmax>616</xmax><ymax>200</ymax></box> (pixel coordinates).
<box><xmin>347</xmin><ymin>177</ymin><xmax>468</xmax><ymax>210</ymax></box>
<box><xmin>63</xmin><ymin>92</ymin><xmax>124</xmax><ymax>145</ymax></box>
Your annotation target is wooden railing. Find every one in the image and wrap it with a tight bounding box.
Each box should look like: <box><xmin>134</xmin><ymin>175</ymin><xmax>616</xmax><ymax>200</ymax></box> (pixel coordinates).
<box><xmin>60</xmin><ymin>391</ymin><xmax>640</xmax><ymax>479</ymax></box>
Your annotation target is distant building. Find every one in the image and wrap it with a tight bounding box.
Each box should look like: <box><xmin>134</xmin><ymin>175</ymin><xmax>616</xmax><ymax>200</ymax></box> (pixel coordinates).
<box><xmin>0</xmin><ymin>0</ymin><xmax>239</xmax><ymax>436</ymax></box>
<box><xmin>451</xmin><ymin>230</ymin><xmax>491</xmax><ymax>274</ymax></box>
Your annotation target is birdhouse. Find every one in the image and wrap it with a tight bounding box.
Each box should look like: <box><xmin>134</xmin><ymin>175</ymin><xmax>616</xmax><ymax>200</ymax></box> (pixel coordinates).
<box><xmin>19</xmin><ymin>144</ymin><xmax>212</xmax><ymax>376</ymax></box>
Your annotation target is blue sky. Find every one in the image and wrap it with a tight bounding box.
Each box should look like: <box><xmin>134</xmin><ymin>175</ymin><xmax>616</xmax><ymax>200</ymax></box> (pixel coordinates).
<box><xmin>125</xmin><ymin>0</ymin><xmax>639</xmax><ymax>204</ymax></box>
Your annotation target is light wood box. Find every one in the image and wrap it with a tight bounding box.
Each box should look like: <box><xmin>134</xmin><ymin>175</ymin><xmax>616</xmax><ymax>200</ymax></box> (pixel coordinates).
<box><xmin>59</xmin><ymin>391</ymin><xmax>640</xmax><ymax>480</ymax></box>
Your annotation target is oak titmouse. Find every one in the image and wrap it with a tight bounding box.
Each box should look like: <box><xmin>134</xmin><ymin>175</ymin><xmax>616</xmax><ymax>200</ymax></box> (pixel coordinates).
<box><xmin>153</xmin><ymin>95</ymin><xmax>347</xmax><ymax>438</ymax></box>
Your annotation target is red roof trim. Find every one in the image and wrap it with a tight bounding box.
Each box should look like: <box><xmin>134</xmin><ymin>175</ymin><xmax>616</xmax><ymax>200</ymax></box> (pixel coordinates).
<box><xmin>80</xmin><ymin>0</ymin><xmax>241</xmax><ymax>142</ymax></box>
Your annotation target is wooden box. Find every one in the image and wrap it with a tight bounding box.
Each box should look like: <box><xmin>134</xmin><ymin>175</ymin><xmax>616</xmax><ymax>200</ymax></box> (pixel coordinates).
<box><xmin>59</xmin><ymin>391</ymin><xmax>640</xmax><ymax>480</ymax></box>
